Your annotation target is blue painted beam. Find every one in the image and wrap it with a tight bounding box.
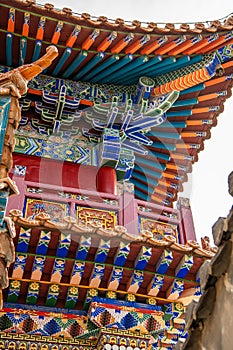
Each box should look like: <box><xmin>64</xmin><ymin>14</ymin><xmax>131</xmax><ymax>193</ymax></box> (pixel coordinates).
<box><xmin>62</xmin><ymin>51</ymin><xmax>88</xmax><ymax>79</ymax></box>
<box><xmin>95</xmin><ymin>54</ymin><xmax>134</xmax><ymax>83</ymax></box>
<box><xmin>32</xmin><ymin>40</ymin><xmax>42</xmax><ymax>62</ymax></box>
<box><xmin>73</xmin><ymin>52</ymin><xmax>105</xmax><ymax>80</ymax></box>
<box><xmin>157</xmin><ymin>121</ymin><xmax>187</xmax><ymax>128</ymax></box>
<box><xmin>151</xmin><ymin>142</ymin><xmax>176</xmax><ymax>151</ymax></box>
<box><xmin>52</xmin><ymin>48</ymin><xmax>72</xmax><ymax>76</ymax></box>
<box><xmin>84</xmin><ymin>55</ymin><xmax>119</xmax><ymax>81</ymax></box>
<box><xmin>117</xmin><ymin>55</ymin><xmax>163</xmax><ymax>84</ymax></box>
<box><xmin>110</xmin><ymin>55</ymin><xmax>149</xmax><ymax>82</ymax></box>
<box><xmin>119</xmin><ymin>56</ymin><xmax>175</xmax><ymax>84</ymax></box>
<box><xmin>6</xmin><ymin>33</ymin><xmax>13</xmax><ymax>66</ymax></box>
<box><xmin>180</xmin><ymin>83</ymin><xmax>205</xmax><ymax>95</ymax></box>
<box><xmin>167</xmin><ymin>109</ymin><xmax>192</xmax><ymax>117</ymax></box>
<box><xmin>148</xmin><ymin>130</ymin><xmax>181</xmax><ymax>139</ymax></box>
<box><xmin>133</xmin><ymin>187</ymin><xmax>150</xmax><ymax>201</ymax></box>
<box><xmin>136</xmin><ymin>156</ymin><xmax>166</xmax><ymax>170</ymax></box>
<box><xmin>134</xmin><ymin>164</ymin><xmax>162</xmax><ymax>179</ymax></box>
<box><xmin>131</xmin><ymin>178</ymin><xmax>155</xmax><ymax>195</ymax></box>
<box><xmin>173</xmin><ymin>98</ymin><xmax>198</xmax><ymax>107</ymax></box>
<box><xmin>132</xmin><ymin>172</ymin><xmax>158</xmax><ymax>189</ymax></box>
<box><xmin>153</xmin><ymin>55</ymin><xmax>192</xmax><ymax>76</ymax></box>
<box><xmin>153</xmin><ymin>54</ymin><xmax>203</xmax><ymax>77</ymax></box>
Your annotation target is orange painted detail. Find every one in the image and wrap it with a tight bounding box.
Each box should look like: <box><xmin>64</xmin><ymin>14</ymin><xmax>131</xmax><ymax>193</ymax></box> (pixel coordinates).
<box><xmin>213</xmin><ymin>38</ymin><xmax>233</xmax><ymax>52</ymax></box>
<box><xmin>111</xmin><ymin>34</ymin><xmax>134</xmax><ymax>54</ymax></box>
<box><xmin>170</xmin><ymin>153</ymin><xmax>187</xmax><ymax>160</ymax></box>
<box><xmin>153</xmin><ymin>67</ymin><xmax>210</xmax><ymax>95</ymax></box>
<box><xmin>198</xmin><ymin>93</ymin><xmax>218</xmax><ymax>102</ymax></box>
<box><xmin>168</xmin><ymin>39</ymin><xmax>196</xmax><ymax>56</ymax></box>
<box><xmin>205</xmin><ymin>76</ymin><xmax>226</xmax><ymax>87</ymax></box>
<box><xmin>125</xmin><ymin>35</ymin><xmax>150</xmax><ymax>54</ymax></box>
<box><xmin>166</xmin><ymin>164</ymin><xmax>179</xmax><ymax>170</ymax></box>
<box><xmin>51</xmin><ymin>32</ymin><xmax>60</xmax><ymax>45</ymax></box>
<box><xmin>183</xmin><ymin>38</ymin><xmax>213</xmax><ymax>55</ymax></box>
<box><xmin>22</xmin><ymin>23</ymin><xmax>29</xmax><ymax>37</ymax></box>
<box><xmin>181</xmin><ymin>132</ymin><xmax>199</xmax><ymax>137</ymax></box>
<box><xmin>80</xmin><ymin>99</ymin><xmax>94</xmax><ymax>106</ymax></box>
<box><xmin>151</xmin><ymin>194</ymin><xmax>165</xmax><ymax>203</ymax></box>
<box><xmin>36</xmin><ymin>27</ymin><xmax>44</xmax><ymax>41</ymax></box>
<box><xmin>154</xmin><ymin>41</ymin><xmax>178</xmax><ymax>55</ymax></box>
<box><xmin>97</xmin><ymin>32</ymin><xmax>117</xmax><ymax>52</ymax></box>
<box><xmin>28</xmin><ymin>88</ymin><xmax>42</xmax><ymax>96</ymax></box>
<box><xmin>66</xmin><ymin>35</ymin><xmax>77</xmax><ymax>48</ymax></box>
<box><xmin>82</xmin><ymin>29</ymin><xmax>100</xmax><ymax>51</ymax></box>
<box><xmin>140</xmin><ymin>41</ymin><xmax>163</xmax><ymax>55</ymax></box>
<box><xmin>222</xmin><ymin>60</ymin><xmax>233</xmax><ymax>69</ymax></box>
<box><xmin>186</xmin><ymin>120</ymin><xmax>205</xmax><ymax>126</ymax></box>
<box><xmin>192</xmin><ymin>107</ymin><xmax>210</xmax><ymax>114</ymax></box>
<box><xmin>162</xmin><ymin>171</ymin><xmax>179</xmax><ymax>180</ymax></box>
<box><xmin>176</xmin><ymin>144</ymin><xmax>189</xmax><ymax>149</ymax></box>
<box><xmin>7</xmin><ymin>18</ymin><xmax>15</xmax><ymax>33</ymax></box>
<box><xmin>196</xmin><ymin>36</ymin><xmax>229</xmax><ymax>54</ymax></box>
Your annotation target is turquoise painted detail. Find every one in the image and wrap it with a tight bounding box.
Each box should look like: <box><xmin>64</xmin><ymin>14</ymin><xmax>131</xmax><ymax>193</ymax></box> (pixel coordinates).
<box><xmin>148</xmin><ymin>130</ymin><xmax>181</xmax><ymax>139</ymax></box>
<box><xmin>88</xmin><ymin>55</ymin><xmax>119</xmax><ymax>82</ymax></box>
<box><xmin>97</xmin><ymin>54</ymin><xmax>133</xmax><ymax>83</ymax></box>
<box><xmin>74</xmin><ymin>52</ymin><xmax>105</xmax><ymax>80</ymax></box>
<box><xmin>32</xmin><ymin>40</ymin><xmax>42</xmax><ymax>62</ymax></box>
<box><xmin>167</xmin><ymin>109</ymin><xmax>192</xmax><ymax>117</ymax></box>
<box><xmin>151</xmin><ymin>142</ymin><xmax>176</xmax><ymax>151</ymax></box>
<box><xmin>132</xmin><ymin>172</ymin><xmax>159</xmax><ymax>188</ymax></box>
<box><xmin>110</xmin><ymin>55</ymin><xmax>149</xmax><ymax>82</ymax></box>
<box><xmin>154</xmin><ymin>54</ymin><xmax>203</xmax><ymax>76</ymax></box>
<box><xmin>134</xmin><ymin>164</ymin><xmax>162</xmax><ymax>179</ymax></box>
<box><xmin>0</xmin><ymin>97</ymin><xmax>11</xmax><ymax>160</ymax></box>
<box><xmin>62</xmin><ymin>51</ymin><xmax>88</xmax><ymax>79</ymax></box>
<box><xmin>52</xmin><ymin>48</ymin><xmax>72</xmax><ymax>76</ymax></box>
<box><xmin>173</xmin><ymin>98</ymin><xmax>198</xmax><ymax>107</ymax></box>
<box><xmin>136</xmin><ymin>156</ymin><xmax>166</xmax><ymax>170</ymax></box>
<box><xmin>6</xmin><ymin>33</ymin><xmax>13</xmax><ymax>66</ymax></box>
<box><xmin>179</xmin><ymin>83</ymin><xmax>205</xmax><ymax>95</ymax></box>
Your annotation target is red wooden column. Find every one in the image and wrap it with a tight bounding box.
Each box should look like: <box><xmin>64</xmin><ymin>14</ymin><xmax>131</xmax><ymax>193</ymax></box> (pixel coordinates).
<box><xmin>96</xmin><ymin>166</ymin><xmax>117</xmax><ymax>195</ymax></box>
<box><xmin>6</xmin><ymin>165</ymin><xmax>27</xmax><ymax>214</ymax></box>
<box><xmin>118</xmin><ymin>181</ymin><xmax>138</xmax><ymax>235</ymax></box>
<box><xmin>177</xmin><ymin>197</ymin><xmax>196</xmax><ymax>243</ymax></box>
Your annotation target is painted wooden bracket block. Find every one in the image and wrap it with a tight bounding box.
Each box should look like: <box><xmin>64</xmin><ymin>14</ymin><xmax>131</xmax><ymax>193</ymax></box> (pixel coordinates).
<box><xmin>114</xmin><ymin>242</ymin><xmax>131</xmax><ymax>266</ymax></box>
<box><xmin>16</xmin><ymin>227</ymin><xmax>31</xmax><ymax>253</ymax></box>
<box><xmin>45</xmin><ymin>284</ymin><xmax>60</xmax><ymax>307</ymax></box>
<box><xmin>12</xmin><ymin>253</ymin><xmax>27</xmax><ymax>278</ymax></box>
<box><xmin>147</xmin><ymin>274</ymin><xmax>164</xmax><ymax>296</ymax></box>
<box><xmin>175</xmin><ymin>254</ymin><xmax>194</xmax><ymax>278</ymax></box>
<box><xmin>31</xmin><ymin>256</ymin><xmax>46</xmax><ymax>281</ymax></box>
<box><xmin>135</xmin><ymin>246</ymin><xmax>152</xmax><ymax>270</ymax></box>
<box><xmin>26</xmin><ymin>281</ymin><xmax>40</xmax><ymax>305</ymax></box>
<box><xmin>95</xmin><ymin>239</ymin><xmax>110</xmax><ymax>263</ymax></box>
<box><xmin>156</xmin><ymin>249</ymin><xmax>173</xmax><ymax>274</ymax></box>
<box><xmin>36</xmin><ymin>230</ymin><xmax>51</xmax><ymax>255</ymax></box>
<box><xmin>108</xmin><ymin>266</ymin><xmax>124</xmax><ymax>290</ymax></box>
<box><xmin>65</xmin><ymin>286</ymin><xmax>79</xmax><ymax>309</ymax></box>
<box><xmin>50</xmin><ymin>258</ymin><xmax>66</xmax><ymax>283</ymax></box>
<box><xmin>7</xmin><ymin>280</ymin><xmax>21</xmax><ymax>303</ymax></box>
<box><xmin>127</xmin><ymin>270</ymin><xmax>144</xmax><ymax>293</ymax></box>
<box><xmin>70</xmin><ymin>261</ymin><xmax>85</xmax><ymax>285</ymax></box>
<box><xmin>89</xmin><ymin>264</ymin><xmax>105</xmax><ymax>288</ymax></box>
<box><xmin>56</xmin><ymin>233</ymin><xmax>71</xmax><ymax>258</ymax></box>
<box><xmin>76</xmin><ymin>235</ymin><xmax>91</xmax><ymax>260</ymax></box>
<box><xmin>167</xmin><ymin>279</ymin><xmax>184</xmax><ymax>300</ymax></box>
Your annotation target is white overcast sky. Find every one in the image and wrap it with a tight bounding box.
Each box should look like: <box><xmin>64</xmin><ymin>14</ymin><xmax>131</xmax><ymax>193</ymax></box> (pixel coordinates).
<box><xmin>39</xmin><ymin>0</ymin><xmax>233</xmax><ymax>242</ymax></box>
